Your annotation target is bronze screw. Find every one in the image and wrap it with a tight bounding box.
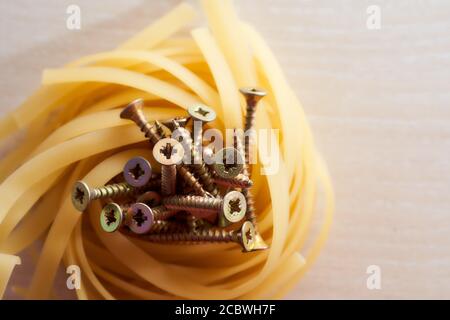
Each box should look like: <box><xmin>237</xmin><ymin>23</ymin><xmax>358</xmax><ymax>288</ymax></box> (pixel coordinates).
<box><xmin>239</xmin><ymin>87</ymin><xmax>267</xmax><ymax>165</ymax></box>
<box><xmin>213</xmin><ymin>174</ymin><xmax>253</xmax><ymax>189</ymax></box>
<box><xmin>120</xmin><ymin>98</ymin><xmax>162</xmax><ymax>146</ymax></box>
<box><xmin>234</xmin><ymin>131</ymin><xmax>269</xmax><ymax>251</ymax></box>
<box><xmin>140</xmin><ymin>221</ymin><xmax>256</xmax><ymax>252</ymax></box>
<box><xmin>185</xmin><ymin>106</ymin><xmax>219</xmax><ymax>196</ymax></box>
<box><xmin>153</xmin><ymin>138</ymin><xmax>184</xmax><ymax>196</ymax></box>
<box><xmin>163</xmin><ymin>191</ymin><xmax>246</xmax><ymax>224</ymax></box>
<box><xmin>72</xmin><ymin>181</ymin><xmax>134</xmax><ymax>212</ymax></box>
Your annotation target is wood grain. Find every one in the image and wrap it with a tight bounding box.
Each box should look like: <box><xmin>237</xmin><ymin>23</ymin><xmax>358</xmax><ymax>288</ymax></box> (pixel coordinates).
<box><xmin>1</xmin><ymin>0</ymin><xmax>449</xmax><ymax>299</ymax></box>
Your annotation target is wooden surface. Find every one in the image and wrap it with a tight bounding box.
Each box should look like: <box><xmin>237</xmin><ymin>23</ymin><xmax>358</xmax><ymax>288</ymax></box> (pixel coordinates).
<box><xmin>1</xmin><ymin>0</ymin><xmax>450</xmax><ymax>299</ymax></box>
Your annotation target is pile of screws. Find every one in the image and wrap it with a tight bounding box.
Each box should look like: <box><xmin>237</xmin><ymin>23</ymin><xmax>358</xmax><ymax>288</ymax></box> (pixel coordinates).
<box><xmin>71</xmin><ymin>87</ymin><xmax>269</xmax><ymax>252</ymax></box>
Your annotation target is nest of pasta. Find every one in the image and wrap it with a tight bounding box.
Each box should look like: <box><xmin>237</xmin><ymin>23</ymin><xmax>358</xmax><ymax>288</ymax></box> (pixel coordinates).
<box><xmin>0</xmin><ymin>1</ymin><xmax>334</xmax><ymax>299</ymax></box>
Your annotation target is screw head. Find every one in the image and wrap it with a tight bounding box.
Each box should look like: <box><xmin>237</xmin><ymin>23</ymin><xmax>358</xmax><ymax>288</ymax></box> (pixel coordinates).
<box><xmin>127</xmin><ymin>203</ymin><xmax>154</xmax><ymax>234</ymax></box>
<box><xmin>213</xmin><ymin>147</ymin><xmax>244</xmax><ymax>178</ymax></box>
<box><xmin>241</xmin><ymin>221</ymin><xmax>256</xmax><ymax>252</ymax></box>
<box><xmin>71</xmin><ymin>181</ymin><xmax>91</xmax><ymax>211</ymax></box>
<box><xmin>153</xmin><ymin>138</ymin><xmax>185</xmax><ymax>165</ymax></box>
<box><xmin>137</xmin><ymin>191</ymin><xmax>161</xmax><ymax>207</ymax></box>
<box><xmin>161</xmin><ymin>117</ymin><xmax>191</xmax><ymax>131</ymax></box>
<box><xmin>100</xmin><ymin>203</ymin><xmax>123</xmax><ymax>233</ymax></box>
<box><xmin>239</xmin><ymin>87</ymin><xmax>267</xmax><ymax>106</ymax></box>
<box><xmin>222</xmin><ymin>191</ymin><xmax>247</xmax><ymax>223</ymax></box>
<box><xmin>120</xmin><ymin>98</ymin><xmax>144</xmax><ymax>120</ymax></box>
<box><xmin>188</xmin><ymin>104</ymin><xmax>216</xmax><ymax>123</ymax></box>
<box><xmin>123</xmin><ymin>156</ymin><xmax>152</xmax><ymax>187</ymax></box>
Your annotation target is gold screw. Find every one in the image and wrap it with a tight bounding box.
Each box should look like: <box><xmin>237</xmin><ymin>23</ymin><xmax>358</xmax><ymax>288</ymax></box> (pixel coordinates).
<box><xmin>239</xmin><ymin>87</ymin><xmax>267</xmax><ymax>165</ymax></box>
<box><xmin>120</xmin><ymin>98</ymin><xmax>162</xmax><ymax>146</ymax></box>
<box><xmin>162</xmin><ymin>191</ymin><xmax>246</xmax><ymax>224</ymax></box>
<box><xmin>140</xmin><ymin>221</ymin><xmax>256</xmax><ymax>252</ymax></box>
<box><xmin>71</xmin><ymin>181</ymin><xmax>134</xmax><ymax>212</ymax></box>
<box><xmin>153</xmin><ymin>138</ymin><xmax>184</xmax><ymax>196</ymax></box>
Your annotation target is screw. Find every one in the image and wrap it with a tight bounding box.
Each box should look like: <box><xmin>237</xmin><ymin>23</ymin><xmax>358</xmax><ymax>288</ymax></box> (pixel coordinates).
<box><xmin>213</xmin><ymin>174</ymin><xmax>253</xmax><ymax>189</ymax></box>
<box><xmin>149</xmin><ymin>205</ymin><xmax>178</xmax><ymax>221</ymax></box>
<box><xmin>123</xmin><ymin>156</ymin><xmax>152</xmax><ymax>187</ymax></box>
<box><xmin>101</xmin><ymin>203</ymin><xmax>179</xmax><ymax>233</ymax></box>
<box><xmin>161</xmin><ymin>116</ymin><xmax>190</xmax><ymax>131</ymax></box>
<box><xmin>163</xmin><ymin>191</ymin><xmax>246</xmax><ymax>224</ymax></box>
<box><xmin>120</xmin><ymin>98</ymin><xmax>162</xmax><ymax>146</ymax></box>
<box><xmin>100</xmin><ymin>203</ymin><xmax>125</xmax><ymax>233</ymax></box>
<box><xmin>137</xmin><ymin>191</ymin><xmax>161</xmax><ymax>207</ymax></box>
<box><xmin>234</xmin><ymin>132</ymin><xmax>269</xmax><ymax>251</ymax></box>
<box><xmin>153</xmin><ymin>138</ymin><xmax>184</xmax><ymax>196</ymax></box>
<box><xmin>126</xmin><ymin>202</ymin><xmax>155</xmax><ymax>234</ymax></box>
<box><xmin>213</xmin><ymin>147</ymin><xmax>244</xmax><ymax>179</ymax></box>
<box><xmin>186</xmin><ymin>104</ymin><xmax>219</xmax><ymax>196</ymax></box>
<box><xmin>239</xmin><ymin>87</ymin><xmax>267</xmax><ymax>165</ymax></box>
<box><xmin>71</xmin><ymin>181</ymin><xmax>134</xmax><ymax>212</ymax></box>
<box><xmin>188</xmin><ymin>104</ymin><xmax>216</xmax><ymax>163</ymax></box>
<box><xmin>177</xmin><ymin>166</ymin><xmax>209</xmax><ymax>197</ymax></box>
<box><xmin>140</xmin><ymin>221</ymin><xmax>256</xmax><ymax>252</ymax></box>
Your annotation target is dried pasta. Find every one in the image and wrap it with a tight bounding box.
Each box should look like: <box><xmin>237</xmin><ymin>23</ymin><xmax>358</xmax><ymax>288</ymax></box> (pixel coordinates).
<box><xmin>0</xmin><ymin>1</ymin><xmax>334</xmax><ymax>299</ymax></box>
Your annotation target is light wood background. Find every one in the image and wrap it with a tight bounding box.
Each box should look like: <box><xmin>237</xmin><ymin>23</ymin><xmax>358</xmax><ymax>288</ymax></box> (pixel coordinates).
<box><xmin>1</xmin><ymin>0</ymin><xmax>449</xmax><ymax>299</ymax></box>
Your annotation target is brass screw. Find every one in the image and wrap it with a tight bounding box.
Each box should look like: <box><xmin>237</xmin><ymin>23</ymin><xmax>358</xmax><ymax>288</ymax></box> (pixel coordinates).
<box><xmin>120</xmin><ymin>98</ymin><xmax>162</xmax><ymax>146</ymax></box>
<box><xmin>163</xmin><ymin>191</ymin><xmax>246</xmax><ymax>224</ymax></box>
<box><xmin>123</xmin><ymin>156</ymin><xmax>152</xmax><ymax>187</ymax></box>
<box><xmin>141</xmin><ymin>221</ymin><xmax>256</xmax><ymax>252</ymax></box>
<box><xmin>234</xmin><ymin>131</ymin><xmax>269</xmax><ymax>251</ymax></box>
<box><xmin>213</xmin><ymin>174</ymin><xmax>253</xmax><ymax>189</ymax></box>
<box><xmin>188</xmin><ymin>104</ymin><xmax>216</xmax><ymax>163</ymax></box>
<box><xmin>149</xmin><ymin>205</ymin><xmax>178</xmax><ymax>221</ymax></box>
<box><xmin>161</xmin><ymin>116</ymin><xmax>190</xmax><ymax>131</ymax></box>
<box><xmin>187</xmin><ymin>105</ymin><xmax>219</xmax><ymax>196</ymax></box>
<box><xmin>239</xmin><ymin>87</ymin><xmax>267</xmax><ymax>165</ymax></box>
<box><xmin>213</xmin><ymin>147</ymin><xmax>244</xmax><ymax>179</ymax></box>
<box><xmin>71</xmin><ymin>181</ymin><xmax>134</xmax><ymax>212</ymax></box>
<box><xmin>153</xmin><ymin>138</ymin><xmax>184</xmax><ymax>196</ymax></box>
<box><xmin>137</xmin><ymin>191</ymin><xmax>161</xmax><ymax>207</ymax></box>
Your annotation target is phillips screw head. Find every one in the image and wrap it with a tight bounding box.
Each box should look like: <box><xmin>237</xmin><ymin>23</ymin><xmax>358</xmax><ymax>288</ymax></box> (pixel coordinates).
<box><xmin>100</xmin><ymin>203</ymin><xmax>124</xmax><ymax>233</ymax></box>
<box><xmin>71</xmin><ymin>181</ymin><xmax>91</xmax><ymax>211</ymax></box>
<box><xmin>222</xmin><ymin>191</ymin><xmax>247</xmax><ymax>223</ymax></box>
<box><xmin>123</xmin><ymin>156</ymin><xmax>152</xmax><ymax>187</ymax></box>
<box><xmin>188</xmin><ymin>104</ymin><xmax>216</xmax><ymax>123</ymax></box>
<box><xmin>213</xmin><ymin>147</ymin><xmax>244</xmax><ymax>179</ymax></box>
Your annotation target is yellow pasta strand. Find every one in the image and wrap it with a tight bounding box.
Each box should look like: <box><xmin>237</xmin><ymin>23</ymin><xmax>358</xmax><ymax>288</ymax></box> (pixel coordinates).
<box><xmin>0</xmin><ymin>0</ymin><xmax>334</xmax><ymax>300</ymax></box>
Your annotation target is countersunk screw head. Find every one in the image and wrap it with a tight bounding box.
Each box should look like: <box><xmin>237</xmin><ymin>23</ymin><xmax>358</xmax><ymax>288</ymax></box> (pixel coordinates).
<box><xmin>127</xmin><ymin>202</ymin><xmax>154</xmax><ymax>234</ymax></box>
<box><xmin>188</xmin><ymin>104</ymin><xmax>216</xmax><ymax>123</ymax></box>
<box><xmin>241</xmin><ymin>221</ymin><xmax>256</xmax><ymax>252</ymax></box>
<box><xmin>71</xmin><ymin>181</ymin><xmax>91</xmax><ymax>211</ymax></box>
<box><xmin>137</xmin><ymin>191</ymin><xmax>161</xmax><ymax>207</ymax></box>
<box><xmin>100</xmin><ymin>203</ymin><xmax>123</xmax><ymax>233</ymax></box>
<box><xmin>213</xmin><ymin>147</ymin><xmax>244</xmax><ymax>178</ymax></box>
<box><xmin>123</xmin><ymin>156</ymin><xmax>152</xmax><ymax>187</ymax></box>
<box><xmin>119</xmin><ymin>98</ymin><xmax>144</xmax><ymax>120</ymax></box>
<box><xmin>239</xmin><ymin>87</ymin><xmax>267</xmax><ymax>106</ymax></box>
<box><xmin>222</xmin><ymin>191</ymin><xmax>247</xmax><ymax>223</ymax></box>
<box><xmin>153</xmin><ymin>138</ymin><xmax>185</xmax><ymax>165</ymax></box>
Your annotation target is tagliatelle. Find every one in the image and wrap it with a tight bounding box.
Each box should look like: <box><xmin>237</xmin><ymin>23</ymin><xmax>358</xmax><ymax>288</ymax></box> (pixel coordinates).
<box><xmin>0</xmin><ymin>1</ymin><xmax>334</xmax><ymax>299</ymax></box>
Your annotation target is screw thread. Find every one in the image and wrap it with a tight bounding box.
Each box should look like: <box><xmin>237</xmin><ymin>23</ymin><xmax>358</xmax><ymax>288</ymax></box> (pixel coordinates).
<box><xmin>91</xmin><ymin>182</ymin><xmax>133</xmax><ymax>200</ymax></box>
<box><xmin>177</xmin><ymin>165</ymin><xmax>208</xmax><ymax>196</ymax></box>
<box><xmin>191</xmin><ymin>163</ymin><xmax>219</xmax><ymax>195</ymax></box>
<box><xmin>213</xmin><ymin>174</ymin><xmax>253</xmax><ymax>188</ymax></box>
<box><xmin>143</xmin><ymin>227</ymin><xmax>238</xmax><ymax>243</ymax></box>
<box><xmin>151</xmin><ymin>206</ymin><xmax>177</xmax><ymax>221</ymax></box>
<box><xmin>163</xmin><ymin>195</ymin><xmax>221</xmax><ymax>213</ymax></box>
<box><xmin>161</xmin><ymin>165</ymin><xmax>176</xmax><ymax>196</ymax></box>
